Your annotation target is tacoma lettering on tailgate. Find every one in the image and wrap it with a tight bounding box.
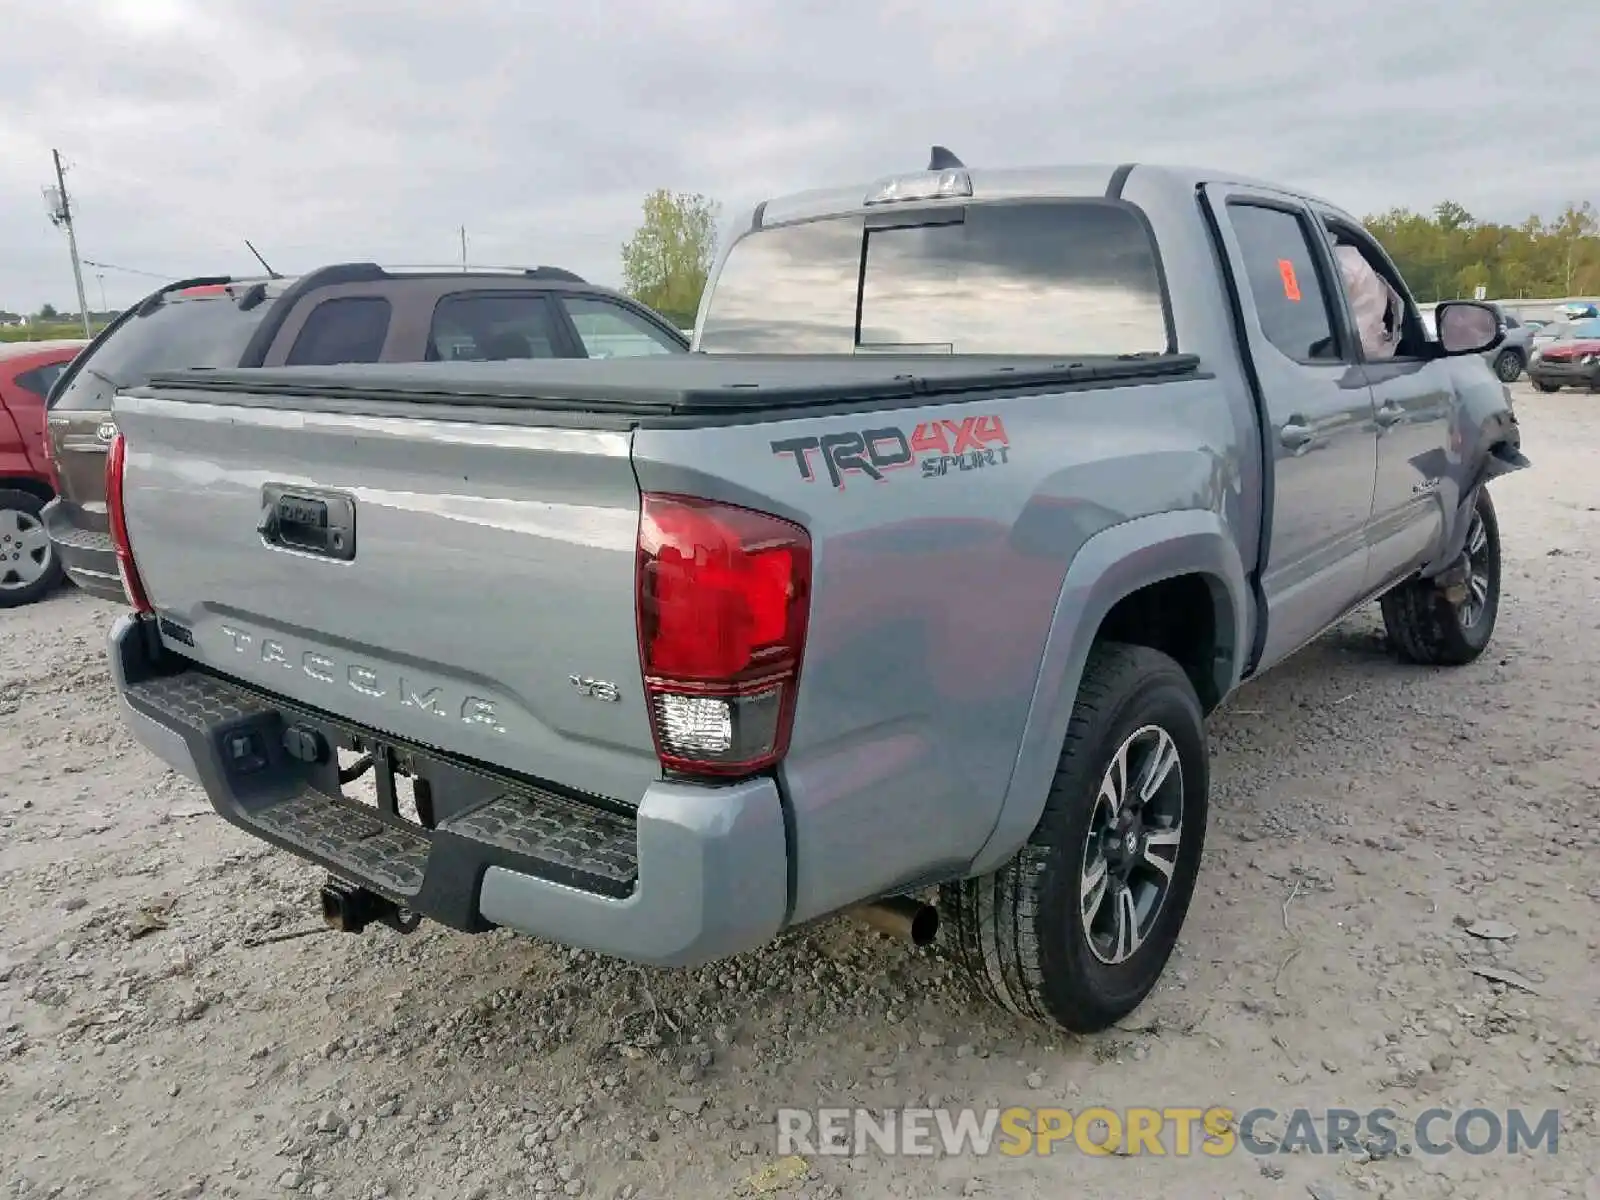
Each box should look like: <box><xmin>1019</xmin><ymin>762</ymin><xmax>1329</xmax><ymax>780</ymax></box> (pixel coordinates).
<box><xmin>218</xmin><ymin>624</ymin><xmax>506</xmax><ymax>734</ymax></box>
<box><xmin>770</xmin><ymin>415</ymin><xmax>1011</xmax><ymax>489</ymax></box>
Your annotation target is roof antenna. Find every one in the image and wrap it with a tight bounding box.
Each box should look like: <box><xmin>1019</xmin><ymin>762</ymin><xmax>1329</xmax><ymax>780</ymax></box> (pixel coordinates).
<box><xmin>244</xmin><ymin>239</ymin><xmax>282</xmax><ymax>279</ymax></box>
<box><xmin>928</xmin><ymin>145</ymin><xmax>965</xmax><ymax>170</ymax></box>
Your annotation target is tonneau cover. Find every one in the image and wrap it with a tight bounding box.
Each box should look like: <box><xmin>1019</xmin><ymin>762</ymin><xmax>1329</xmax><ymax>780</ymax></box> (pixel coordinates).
<box><xmin>139</xmin><ymin>352</ymin><xmax>1202</xmax><ymax>415</ymax></box>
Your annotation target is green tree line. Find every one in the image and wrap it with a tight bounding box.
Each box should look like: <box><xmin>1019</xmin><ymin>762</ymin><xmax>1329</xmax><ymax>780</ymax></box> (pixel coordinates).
<box><xmin>1362</xmin><ymin>200</ymin><xmax>1599</xmax><ymax>302</ymax></box>
<box><xmin>14</xmin><ymin>189</ymin><xmax>1600</xmax><ymax>348</ymax></box>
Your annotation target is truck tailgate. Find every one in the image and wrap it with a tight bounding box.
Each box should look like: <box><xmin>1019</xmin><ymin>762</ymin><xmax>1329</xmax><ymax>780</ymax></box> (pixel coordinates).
<box><xmin>113</xmin><ymin>389</ymin><xmax>659</xmax><ymax>807</ymax></box>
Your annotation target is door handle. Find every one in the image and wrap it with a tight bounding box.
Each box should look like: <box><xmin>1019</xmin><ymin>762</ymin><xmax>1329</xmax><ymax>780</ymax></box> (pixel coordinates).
<box><xmin>1375</xmin><ymin>403</ymin><xmax>1406</xmax><ymax>429</ymax></box>
<box><xmin>1279</xmin><ymin>421</ymin><xmax>1314</xmax><ymax>450</ymax></box>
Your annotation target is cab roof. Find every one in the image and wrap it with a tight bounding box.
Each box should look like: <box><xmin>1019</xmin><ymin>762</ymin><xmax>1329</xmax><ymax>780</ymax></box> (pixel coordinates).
<box><xmin>748</xmin><ymin>155</ymin><xmax>1342</xmax><ymax>230</ymax></box>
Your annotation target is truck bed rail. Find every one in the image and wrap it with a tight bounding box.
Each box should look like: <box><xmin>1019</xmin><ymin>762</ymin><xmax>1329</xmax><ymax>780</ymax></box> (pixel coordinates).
<box><xmin>138</xmin><ymin>352</ymin><xmax>1205</xmax><ymax>420</ymax></box>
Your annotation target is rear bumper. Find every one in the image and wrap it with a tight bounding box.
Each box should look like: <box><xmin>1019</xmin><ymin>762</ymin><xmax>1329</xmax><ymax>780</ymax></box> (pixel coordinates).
<box><xmin>107</xmin><ymin>613</ymin><xmax>790</xmax><ymax>968</ymax></box>
<box><xmin>42</xmin><ymin>499</ymin><xmax>125</xmax><ymax>603</ymax></box>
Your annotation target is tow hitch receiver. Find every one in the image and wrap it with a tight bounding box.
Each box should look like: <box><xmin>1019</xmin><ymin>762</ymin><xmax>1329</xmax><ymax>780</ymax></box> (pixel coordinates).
<box><xmin>320</xmin><ymin>877</ymin><xmax>421</xmax><ymax>935</ymax></box>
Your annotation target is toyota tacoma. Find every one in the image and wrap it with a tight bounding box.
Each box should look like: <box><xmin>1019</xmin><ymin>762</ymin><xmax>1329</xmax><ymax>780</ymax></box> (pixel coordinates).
<box><xmin>104</xmin><ymin>154</ymin><xmax>1528</xmax><ymax>1033</ymax></box>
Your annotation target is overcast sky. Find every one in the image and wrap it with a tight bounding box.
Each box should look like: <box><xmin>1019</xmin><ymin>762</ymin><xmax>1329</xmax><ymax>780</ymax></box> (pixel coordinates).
<box><xmin>2</xmin><ymin>0</ymin><xmax>1594</xmax><ymax>313</ymax></box>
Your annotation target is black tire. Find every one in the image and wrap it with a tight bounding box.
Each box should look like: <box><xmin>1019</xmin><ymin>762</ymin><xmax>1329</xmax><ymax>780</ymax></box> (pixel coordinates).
<box><xmin>1493</xmin><ymin>350</ymin><xmax>1524</xmax><ymax>383</ymax></box>
<box><xmin>0</xmin><ymin>489</ymin><xmax>63</xmax><ymax>609</ymax></box>
<box><xmin>941</xmin><ymin>642</ymin><xmax>1208</xmax><ymax>1034</ymax></box>
<box><xmin>1380</xmin><ymin>486</ymin><xmax>1500</xmax><ymax>667</ymax></box>
<box><xmin>1532</xmin><ymin>379</ymin><xmax>1560</xmax><ymax>393</ymax></box>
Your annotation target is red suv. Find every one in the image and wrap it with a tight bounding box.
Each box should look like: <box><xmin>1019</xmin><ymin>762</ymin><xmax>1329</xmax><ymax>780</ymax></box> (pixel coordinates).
<box><xmin>0</xmin><ymin>339</ymin><xmax>88</xmax><ymax>607</ymax></box>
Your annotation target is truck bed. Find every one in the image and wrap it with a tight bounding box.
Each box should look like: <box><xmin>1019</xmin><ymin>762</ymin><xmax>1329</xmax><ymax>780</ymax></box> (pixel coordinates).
<box><xmin>111</xmin><ymin>346</ymin><xmax>1227</xmax><ymax>953</ymax></box>
<box><xmin>117</xmin><ymin>354</ymin><xmax>1214</xmax><ymax>813</ymax></box>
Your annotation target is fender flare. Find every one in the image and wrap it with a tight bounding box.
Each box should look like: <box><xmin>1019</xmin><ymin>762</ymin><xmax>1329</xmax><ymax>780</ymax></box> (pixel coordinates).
<box><xmin>966</xmin><ymin>508</ymin><xmax>1251</xmax><ymax>877</ymax></box>
<box><xmin>1421</xmin><ymin>410</ymin><xmax>1529</xmax><ymax>579</ymax></box>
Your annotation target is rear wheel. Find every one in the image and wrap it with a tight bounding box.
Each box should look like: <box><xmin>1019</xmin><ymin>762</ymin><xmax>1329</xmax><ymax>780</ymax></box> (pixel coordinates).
<box><xmin>1532</xmin><ymin>379</ymin><xmax>1560</xmax><ymax>393</ymax></box>
<box><xmin>1380</xmin><ymin>486</ymin><xmax>1500</xmax><ymax>666</ymax></box>
<box><xmin>0</xmin><ymin>489</ymin><xmax>63</xmax><ymax>608</ymax></box>
<box><xmin>1493</xmin><ymin>350</ymin><xmax>1524</xmax><ymax>383</ymax></box>
<box><xmin>941</xmin><ymin>642</ymin><xmax>1207</xmax><ymax>1034</ymax></box>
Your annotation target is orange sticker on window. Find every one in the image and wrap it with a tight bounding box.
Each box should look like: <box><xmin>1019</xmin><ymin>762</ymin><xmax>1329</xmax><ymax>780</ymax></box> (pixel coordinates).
<box><xmin>1278</xmin><ymin>258</ymin><xmax>1302</xmax><ymax>302</ymax></box>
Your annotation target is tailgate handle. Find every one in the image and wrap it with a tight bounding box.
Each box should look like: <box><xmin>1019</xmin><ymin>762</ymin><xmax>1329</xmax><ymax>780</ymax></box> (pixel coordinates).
<box><xmin>259</xmin><ymin>485</ymin><xmax>356</xmax><ymax>562</ymax></box>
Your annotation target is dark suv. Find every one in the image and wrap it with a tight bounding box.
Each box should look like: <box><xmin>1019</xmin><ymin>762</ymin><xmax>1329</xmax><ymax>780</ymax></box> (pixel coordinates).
<box><xmin>43</xmin><ymin>263</ymin><xmax>688</xmax><ymax>605</ymax></box>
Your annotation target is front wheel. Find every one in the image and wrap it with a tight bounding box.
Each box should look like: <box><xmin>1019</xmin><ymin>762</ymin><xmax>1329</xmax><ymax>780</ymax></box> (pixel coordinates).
<box><xmin>1380</xmin><ymin>486</ymin><xmax>1501</xmax><ymax>666</ymax></box>
<box><xmin>0</xmin><ymin>489</ymin><xmax>64</xmax><ymax>609</ymax></box>
<box><xmin>941</xmin><ymin>642</ymin><xmax>1208</xmax><ymax>1034</ymax></box>
<box><xmin>1532</xmin><ymin>379</ymin><xmax>1560</xmax><ymax>393</ymax></box>
<box><xmin>1493</xmin><ymin>350</ymin><xmax>1524</xmax><ymax>383</ymax></box>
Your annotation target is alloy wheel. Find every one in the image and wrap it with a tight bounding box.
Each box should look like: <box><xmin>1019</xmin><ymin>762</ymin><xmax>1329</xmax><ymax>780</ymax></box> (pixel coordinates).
<box><xmin>1079</xmin><ymin>724</ymin><xmax>1185</xmax><ymax>965</ymax></box>
<box><xmin>1459</xmin><ymin>510</ymin><xmax>1492</xmax><ymax>628</ymax></box>
<box><xmin>0</xmin><ymin>506</ymin><xmax>51</xmax><ymax>591</ymax></box>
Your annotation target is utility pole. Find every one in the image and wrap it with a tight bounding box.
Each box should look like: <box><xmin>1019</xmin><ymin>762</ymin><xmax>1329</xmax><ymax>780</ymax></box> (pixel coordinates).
<box><xmin>460</xmin><ymin>226</ymin><xmax>468</xmax><ymax>271</ymax></box>
<box><xmin>44</xmin><ymin>150</ymin><xmax>92</xmax><ymax>338</ymax></box>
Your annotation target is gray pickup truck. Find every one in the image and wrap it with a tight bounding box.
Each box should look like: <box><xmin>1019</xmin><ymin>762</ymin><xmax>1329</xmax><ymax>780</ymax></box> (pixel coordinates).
<box><xmin>105</xmin><ymin>156</ymin><xmax>1528</xmax><ymax>1034</ymax></box>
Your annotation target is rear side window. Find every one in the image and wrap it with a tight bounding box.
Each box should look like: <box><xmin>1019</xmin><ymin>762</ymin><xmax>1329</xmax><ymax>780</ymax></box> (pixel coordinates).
<box><xmin>559</xmin><ymin>297</ymin><xmax>682</xmax><ymax>358</ymax></box>
<box><xmin>285</xmin><ymin>296</ymin><xmax>393</xmax><ymax>366</ymax></box>
<box><xmin>429</xmin><ymin>293</ymin><xmax>562</xmax><ymax>361</ymax></box>
<box><xmin>1227</xmin><ymin>203</ymin><xmax>1340</xmax><ymax>362</ymax></box>
<box><xmin>50</xmin><ymin>292</ymin><xmax>272</xmax><ymax>410</ymax></box>
<box><xmin>14</xmin><ymin>362</ymin><xmax>69</xmax><ymax>400</ymax></box>
<box><xmin>698</xmin><ymin>201</ymin><xmax>1171</xmax><ymax>356</ymax></box>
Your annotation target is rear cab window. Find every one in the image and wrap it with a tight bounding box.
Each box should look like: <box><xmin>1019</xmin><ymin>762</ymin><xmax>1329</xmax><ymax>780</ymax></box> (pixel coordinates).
<box><xmin>697</xmin><ymin>201</ymin><xmax>1172</xmax><ymax>356</ymax></box>
<box><xmin>49</xmin><ymin>286</ymin><xmax>274</xmax><ymax>410</ymax></box>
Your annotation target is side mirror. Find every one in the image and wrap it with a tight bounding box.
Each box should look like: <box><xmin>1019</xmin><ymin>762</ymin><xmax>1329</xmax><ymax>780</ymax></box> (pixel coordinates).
<box><xmin>1435</xmin><ymin>301</ymin><xmax>1503</xmax><ymax>356</ymax></box>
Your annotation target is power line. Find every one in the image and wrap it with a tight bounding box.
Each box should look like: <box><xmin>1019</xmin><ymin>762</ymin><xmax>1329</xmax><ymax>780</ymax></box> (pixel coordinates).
<box><xmin>82</xmin><ymin>258</ymin><xmax>175</xmax><ymax>281</ymax></box>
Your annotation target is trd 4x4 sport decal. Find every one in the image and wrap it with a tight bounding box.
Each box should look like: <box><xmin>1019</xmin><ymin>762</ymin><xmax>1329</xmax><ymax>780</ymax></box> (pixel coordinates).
<box><xmin>770</xmin><ymin>415</ymin><xmax>1011</xmax><ymax>489</ymax></box>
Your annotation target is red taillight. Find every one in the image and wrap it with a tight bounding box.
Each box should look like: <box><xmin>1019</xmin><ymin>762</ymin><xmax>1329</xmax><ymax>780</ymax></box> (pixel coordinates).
<box><xmin>179</xmin><ymin>284</ymin><xmax>227</xmax><ymax>297</ymax></box>
<box><xmin>105</xmin><ymin>432</ymin><xmax>153</xmax><ymax>614</ymax></box>
<box><xmin>40</xmin><ymin>417</ymin><xmax>61</xmax><ymax>491</ymax></box>
<box><xmin>636</xmin><ymin>494</ymin><xmax>811</xmax><ymax>778</ymax></box>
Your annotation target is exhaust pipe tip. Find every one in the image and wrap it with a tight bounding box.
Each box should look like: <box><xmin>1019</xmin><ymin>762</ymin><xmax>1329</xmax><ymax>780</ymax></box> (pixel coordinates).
<box><xmin>852</xmin><ymin>895</ymin><xmax>940</xmax><ymax>946</ymax></box>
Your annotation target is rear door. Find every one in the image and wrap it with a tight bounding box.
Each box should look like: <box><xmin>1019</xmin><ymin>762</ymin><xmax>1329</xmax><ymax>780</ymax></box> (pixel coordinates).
<box><xmin>1202</xmin><ymin>185</ymin><xmax>1380</xmax><ymax>667</ymax></box>
<box><xmin>46</xmin><ymin>286</ymin><xmax>274</xmax><ymax>538</ymax></box>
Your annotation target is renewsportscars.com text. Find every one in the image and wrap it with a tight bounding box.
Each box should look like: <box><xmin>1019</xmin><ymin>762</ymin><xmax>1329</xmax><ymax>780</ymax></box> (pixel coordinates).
<box><xmin>775</xmin><ymin>1105</ymin><xmax>1561</xmax><ymax>1158</ymax></box>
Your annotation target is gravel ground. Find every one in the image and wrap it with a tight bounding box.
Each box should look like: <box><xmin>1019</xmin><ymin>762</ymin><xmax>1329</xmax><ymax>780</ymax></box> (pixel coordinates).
<box><xmin>2</xmin><ymin>382</ymin><xmax>1597</xmax><ymax>1200</ymax></box>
